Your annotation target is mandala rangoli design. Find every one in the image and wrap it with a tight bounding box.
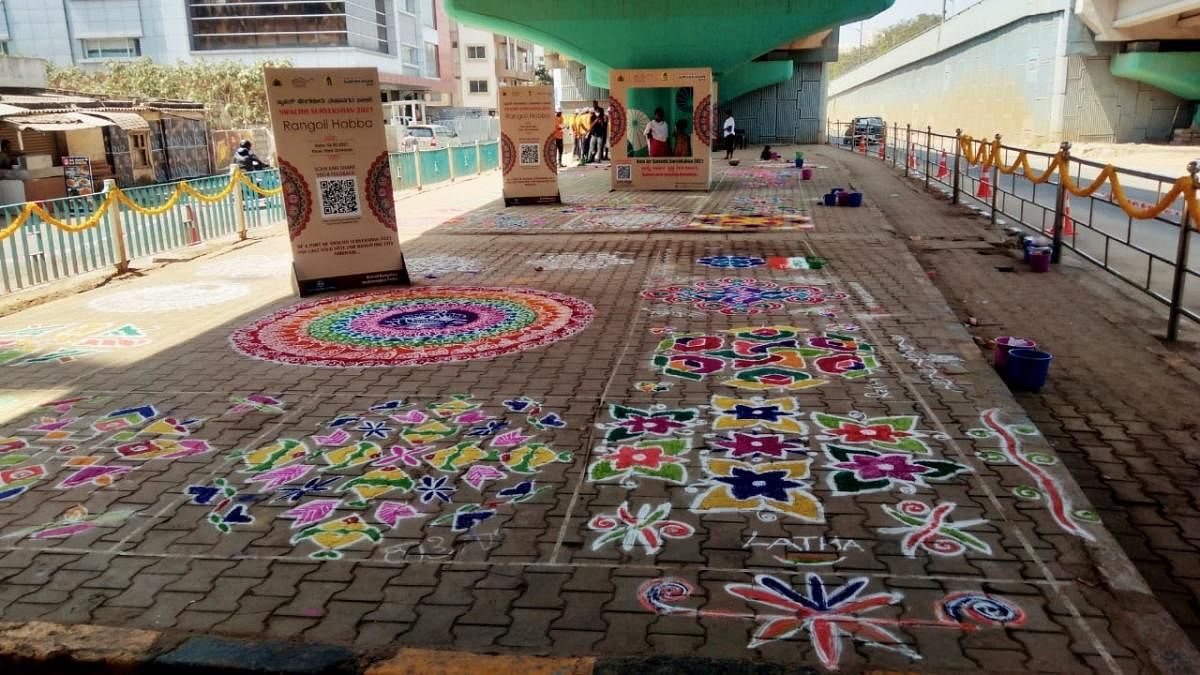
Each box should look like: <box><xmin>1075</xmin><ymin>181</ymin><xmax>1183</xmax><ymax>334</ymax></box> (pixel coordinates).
<box><xmin>642</xmin><ymin>279</ymin><xmax>846</xmax><ymax>315</ymax></box>
<box><xmin>230</xmin><ymin>286</ymin><xmax>593</xmax><ymax>367</ymax></box>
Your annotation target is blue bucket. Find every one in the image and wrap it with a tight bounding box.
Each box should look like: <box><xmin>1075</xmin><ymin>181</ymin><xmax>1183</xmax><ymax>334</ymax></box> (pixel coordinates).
<box><xmin>795</xmin><ymin>158</ymin><xmax>804</xmax><ymax>168</ymax></box>
<box><xmin>823</xmin><ymin>193</ymin><xmax>838</xmax><ymax>206</ymax></box>
<box><xmin>845</xmin><ymin>192</ymin><xmax>863</xmax><ymax>207</ymax></box>
<box><xmin>1005</xmin><ymin>348</ymin><xmax>1052</xmax><ymax>391</ymax></box>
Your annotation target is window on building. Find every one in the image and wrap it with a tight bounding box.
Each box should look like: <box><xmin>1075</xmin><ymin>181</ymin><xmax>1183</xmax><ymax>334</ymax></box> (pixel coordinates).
<box><xmin>129</xmin><ymin>132</ymin><xmax>150</xmax><ymax>168</ymax></box>
<box><xmin>424</xmin><ymin>42</ymin><xmax>439</xmax><ymax>78</ymax></box>
<box><xmin>400</xmin><ymin>0</ymin><xmax>416</xmax><ymax>13</ymax></box>
<box><xmin>466</xmin><ymin>45</ymin><xmax>485</xmax><ymax>60</ymax></box>
<box><xmin>81</xmin><ymin>37</ymin><xmax>141</xmax><ymax>60</ymax></box>
<box><xmin>187</xmin><ymin>0</ymin><xmax>351</xmax><ymax>51</ymax></box>
<box><xmin>420</xmin><ymin>0</ymin><xmax>435</xmax><ymax>28</ymax></box>
<box><xmin>402</xmin><ymin>44</ymin><xmax>419</xmax><ymax>65</ymax></box>
<box><xmin>468</xmin><ymin>79</ymin><xmax>489</xmax><ymax>94</ymax></box>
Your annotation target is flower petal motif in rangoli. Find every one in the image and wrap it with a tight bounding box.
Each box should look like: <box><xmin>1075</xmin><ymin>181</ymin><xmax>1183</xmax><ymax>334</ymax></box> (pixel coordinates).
<box><xmin>879</xmin><ymin>500</ymin><xmax>992</xmax><ymax>557</ymax></box>
<box><xmin>711</xmin><ymin>395</ymin><xmax>805</xmax><ymax>434</ymax></box>
<box><xmin>599</xmin><ymin>404</ymin><xmax>701</xmax><ymax>443</ymax></box>
<box><xmin>725</xmin><ymin>574</ymin><xmax>915</xmax><ymax>666</ymax></box>
<box><xmin>415</xmin><ymin>475</ymin><xmax>455</xmax><ymax>503</ymax></box>
<box><xmin>811</xmin><ymin>412</ymin><xmax>935</xmax><ymax>455</ymax></box>
<box><xmin>711</xmin><ymin>432</ymin><xmax>808</xmax><ymax>460</ymax></box>
<box><xmin>588</xmin><ymin>502</ymin><xmax>695</xmax><ymax>554</ymax></box>
<box><xmin>588</xmin><ymin>438</ymin><xmax>691</xmax><ymax>484</ymax></box>
<box><xmin>291</xmin><ymin>514</ymin><xmax>383</xmax><ymax>560</ymax></box>
<box><xmin>823</xmin><ymin>444</ymin><xmax>971</xmax><ymax>495</ymax></box>
<box><xmin>652</xmin><ymin>327</ymin><xmax>881</xmax><ymax>391</ymax></box>
<box><xmin>692</xmin><ymin>457</ymin><xmax>823</xmax><ymax>522</ymax></box>
<box><xmin>641</xmin><ymin>278</ymin><xmax>847</xmax><ymax>315</ymax></box>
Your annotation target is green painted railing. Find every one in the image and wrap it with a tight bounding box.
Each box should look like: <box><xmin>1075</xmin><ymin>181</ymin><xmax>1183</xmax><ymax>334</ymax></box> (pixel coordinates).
<box><xmin>0</xmin><ymin>168</ymin><xmax>283</xmax><ymax>296</ymax></box>
<box><xmin>1</xmin><ymin>139</ymin><xmax>500</xmax><ymax>295</ymax></box>
<box><xmin>389</xmin><ymin>141</ymin><xmax>500</xmax><ymax>190</ymax></box>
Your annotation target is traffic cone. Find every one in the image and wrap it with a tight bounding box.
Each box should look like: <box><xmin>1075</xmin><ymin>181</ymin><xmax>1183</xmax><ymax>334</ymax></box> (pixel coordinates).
<box><xmin>858</xmin><ymin>135</ymin><xmax>867</xmax><ymax>154</ymax></box>
<box><xmin>907</xmin><ymin>145</ymin><xmax>918</xmax><ymax>171</ymax></box>
<box><xmin>936</xmin><ymin>151</ymin><xmax>949</xmax><ymax>179</ymax></box>
<box><xmin>976</xmin><ymin>172</ymin><xmax>991</xmax><ymax>199</ymax></box>
<box><xmin>878</xmin><ymin>141</ymin><xmax>886</xmax><ymax>160</ymax></box>
<box><xmin>1060</xmin><ymin>202</ymin><xmax>1075</xmax><ymax>236</ymax></box>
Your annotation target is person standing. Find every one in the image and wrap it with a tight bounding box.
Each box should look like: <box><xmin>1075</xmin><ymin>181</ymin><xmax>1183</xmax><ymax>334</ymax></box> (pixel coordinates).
<box><xmin>672</xmin><ymin>118</ymin><xmax>691</xmax><ymax>157</ymax></box>
<box><xmin>553</xmin><ymin>111</ymin><xmax>564</xmax><ymax>167</ymax></box>
<box><xmin>644</xmin><ymin>107</ymin><xmax>670</xmax><ymax>157</ymax></box>
<box><xmin>723</xmin><ymin>109</ymin><xmax>736</xmax><ymax>160</ymax></box>
<box><xmin>588</xmin><ymin>105</ymin><xmax>606</xmax><ymax>163</ymax></box>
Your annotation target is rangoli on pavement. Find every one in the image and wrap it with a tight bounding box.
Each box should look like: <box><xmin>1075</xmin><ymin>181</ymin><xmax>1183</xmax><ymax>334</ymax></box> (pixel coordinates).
<box><xmin>229</xmin><ymin>286</ymin><xmax>594</xmax><ymax>367</ymax></box>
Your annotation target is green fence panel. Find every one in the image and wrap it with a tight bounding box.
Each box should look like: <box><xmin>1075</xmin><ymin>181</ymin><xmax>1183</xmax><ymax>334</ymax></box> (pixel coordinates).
<box><xmin>452</xmin><ymin>145</ymin><xmax>479</xmax><ymax>176</ymax></box>
<box><xmin>480</xmin><ymin>142</ymin><xmax>500</xmax><ymax>170</ymax></box>
<box><xmin>391</xmin><ymin>151</ymin><xmax>419</xmax><ymax>190</ymax></box>
<box><xmin>419</xmin><ymin>148</ymin><xmax>453</xmax><ymax>185</ymax></box>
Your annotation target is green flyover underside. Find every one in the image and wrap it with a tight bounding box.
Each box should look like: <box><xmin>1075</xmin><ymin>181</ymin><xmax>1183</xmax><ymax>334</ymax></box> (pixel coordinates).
<box><xmin>1111</xmin><ymin>52</ymin><xmax>1200</xmax><ymax>101</ymax></box>
<box><xmin>446</xmin><ymin>0</ymin><xmax>891</xmax><ymax>93</ymax></box>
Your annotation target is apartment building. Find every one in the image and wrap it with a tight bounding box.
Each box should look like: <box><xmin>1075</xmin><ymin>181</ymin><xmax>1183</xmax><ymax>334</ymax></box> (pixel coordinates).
<box><xmin>0</xmin><ymin>0</ymin><xmax>454</xmax><ymax>103</ymax></box>
<box><xmin>448</xmin><ymin>21</ymin><xmax>536</xmax><ymax>113</ymax></box>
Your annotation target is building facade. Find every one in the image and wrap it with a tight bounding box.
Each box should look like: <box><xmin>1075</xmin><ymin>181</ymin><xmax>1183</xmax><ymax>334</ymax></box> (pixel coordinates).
<box><xmin>448</xmin><ymin>21</ymin><xmax>535</xmax><ymax>114</ymax></box>
<box><xmin>0</xmin><ymin>0</ymin><xmax>454</xmax><ymax>104</ymax></box>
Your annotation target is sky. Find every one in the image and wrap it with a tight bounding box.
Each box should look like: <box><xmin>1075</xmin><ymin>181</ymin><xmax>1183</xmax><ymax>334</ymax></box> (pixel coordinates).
<box><xmin>837</xmin><ymin>0</ymin><xmax>979</xmax><ymax>50</ymax></box>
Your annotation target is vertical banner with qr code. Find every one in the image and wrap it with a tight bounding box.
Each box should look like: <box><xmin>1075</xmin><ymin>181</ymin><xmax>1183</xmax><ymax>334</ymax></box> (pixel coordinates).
<box><xmin>498</xmin><ymin>85</ymin><xmax>560</xmax><ymax>206</ymax></box>
<box><xmin>607</xmin><ymin>67</ymin><xmax>713</xmax><ymax>191</ymax></box>
<box><xmin>264</xmin><ymin>67</ymin><xmax>409</xmax><ymax>296</ymax></box>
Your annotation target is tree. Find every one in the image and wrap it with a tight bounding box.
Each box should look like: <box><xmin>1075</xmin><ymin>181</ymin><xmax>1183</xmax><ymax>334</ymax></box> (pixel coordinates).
<box><xmin>46</xmin><ymin>58</ymin><xmax>292</xmax><ymax>128</ymax></box>
<box><xmin>534</xmin><ymin>65</ymin><xmax>553</xmax><ymax>86</ymax></box>
<box><xmin>829</xmin><ymin>14</ymin><xmax>942</xmax><ymax>79</ymax></box>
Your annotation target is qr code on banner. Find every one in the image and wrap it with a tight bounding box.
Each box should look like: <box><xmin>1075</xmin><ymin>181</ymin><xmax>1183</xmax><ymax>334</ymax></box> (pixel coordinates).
<box><xmin>616</xmin><ymin>164</ymin><xmax>632</xmax><ymax>182</ymax></box>
<box><xmin>318</xmin><ymin>176</ymin><xmax>360</xmax><ymax>220</ymax></box>
<box><xmin>519</xmin><ymin>143</ymin><xmax>540</xmax><ymax>166</ymax></box>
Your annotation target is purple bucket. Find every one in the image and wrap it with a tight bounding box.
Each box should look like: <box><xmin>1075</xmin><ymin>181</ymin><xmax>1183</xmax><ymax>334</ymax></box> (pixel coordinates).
<box><xmin>836</xmin><ymin>191</ymin><xmax>850</xmax><ymax>206</ymax></box>
<box><xmin>1029</xmin><ymin>248</ymin><xmax>1051</xmax><ymax>272</ymax></box>
<box><xmin>801</xmin><ymin>168</ymin><xmax>813</xmax><ymax>180</ymax></box>
<box><xmin>994</xmin><ymin>336</ymin><xmax>1037</xmax><ymax>371</ymax></box>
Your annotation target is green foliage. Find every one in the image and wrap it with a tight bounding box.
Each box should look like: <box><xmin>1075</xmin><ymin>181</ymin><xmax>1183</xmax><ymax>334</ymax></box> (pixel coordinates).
<box><xmin>830</xmin><ymin>14</ymin><xmax>942</xmax><ymax>79</ymax></box>
<box><xmin>46</xmin><ymin>58</ymin><xmax>292</xmax><ymax>128</ymax></box>
<box><xmin>534</xmin><ymin>65</ymin><xmax>553</xmax><ymax>85</ymax></box>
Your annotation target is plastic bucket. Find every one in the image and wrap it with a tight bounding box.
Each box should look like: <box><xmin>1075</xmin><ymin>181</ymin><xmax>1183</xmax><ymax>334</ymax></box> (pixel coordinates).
<box><xmin>801</xmin><ymin>168</ymin><xmax>813</xmax><ymax>180</ymax></box>
<box><xmin>1006</xmin><ymin>348</ymin><xmax>1052</xmax><ymax>391</ymax></box>
<box><xmin>1029</xmin><ymin>248</ymin><xmax>1051</xmax><ymax>272</ymax></box>
<box><xmin>795</xmin><ymin>158</ymin><xmax>804</xmax><ymax>168</ymax></box>
<box><xmin>823</xmin><ymin>193</ymin><xmax>838</xmax><ymax>206</ymax></box>
<box><xmin>993</xmin><ymin>336</ymin><xmax>1037</xmax><ymax>370</ymax></box>
<box><xmin>845</xmin><ymin>192</ymin><xmax>863</xmax><ymax>207</ymax></box>
<box><xmin>836</xmin><ymin>191</ymin><xmax>850</xmax><ymax>206</ymax></box>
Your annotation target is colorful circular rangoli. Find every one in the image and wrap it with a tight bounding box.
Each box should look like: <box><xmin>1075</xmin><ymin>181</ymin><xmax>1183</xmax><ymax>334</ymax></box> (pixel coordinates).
<box><xmin>230</xmin><ymin>286</ymin><xmax>594</xmax><ymax>368</ymax></box>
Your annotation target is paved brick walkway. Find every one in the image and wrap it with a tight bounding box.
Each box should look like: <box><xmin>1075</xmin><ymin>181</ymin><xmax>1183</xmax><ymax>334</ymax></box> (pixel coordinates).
<box><xmin>0</xmin><ymin>151</ymin><xmax>1194</xmax><ymax>672</ymax></box>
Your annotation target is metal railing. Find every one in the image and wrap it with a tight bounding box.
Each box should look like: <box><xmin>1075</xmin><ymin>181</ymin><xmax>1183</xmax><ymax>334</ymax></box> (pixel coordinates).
<box><xmin>826</xmin><ymin>120</ymin><xmax>1200</xmax><ymax>339</ymax></box>
<box><xmin>1</xmin><ymin>142</ymin><xmax>504</xmax><ymax>297</ymax></box>
<box><xmin>0</xmin><ymin>168</ymin><xmax>283</xmax><ymax>297</ymax></box>
<box><xmin>389</xmin><ymin>141</ymin><xmax>501</xmax><ymax>191</ymax></box>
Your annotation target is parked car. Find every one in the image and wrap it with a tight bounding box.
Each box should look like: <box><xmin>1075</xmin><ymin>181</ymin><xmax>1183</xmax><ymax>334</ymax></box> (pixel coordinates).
<box><xmin>844</xmin><ymin>116</ymin><xmax>885</xmax><ymax>145</ymax></box>
<box><xmin>402</xmin><ymin>124</ymin><xmax>459</xmax><ymax>149</ymax></box>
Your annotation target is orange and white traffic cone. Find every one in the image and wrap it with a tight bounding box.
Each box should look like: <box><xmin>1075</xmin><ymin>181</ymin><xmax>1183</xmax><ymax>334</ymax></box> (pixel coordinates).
<box><xmin>976</xmin><ymin>171</ymin><xmax>992</xmax><ymax>199</ymax></box>
<box><xmin>858</xmin><ymin>135</ymin><xmax>867</xmax><ymax>154</ymax></box>
<box><xmin>907</xmin><ymin>145</ymin><xmax>918</xmax><ymax>171</ymax></box>
<box><xmin>936</xmin><ymin>151</ymin><xmax>949</xmax><ymax>179</ymax></box>
<box><xmin>1060</xmin><ymin>202</ymin><xmax>1075</xmax><ymax>236</ymax></box>
<box><xmin>878</xmin><ymin>141</ymin><xmax>886</xmax><ymax>160</ymax></box>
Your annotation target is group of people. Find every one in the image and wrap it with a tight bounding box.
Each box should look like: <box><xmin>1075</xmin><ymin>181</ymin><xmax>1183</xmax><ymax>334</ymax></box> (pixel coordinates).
<box><xmin>549</xmin><ymin>104</ymin><xmax>741</xmax><ymax>164</ymax></box>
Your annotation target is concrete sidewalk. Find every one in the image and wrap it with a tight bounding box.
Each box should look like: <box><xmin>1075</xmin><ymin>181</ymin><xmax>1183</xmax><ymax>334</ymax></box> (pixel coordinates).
<box><xmin>0</xmin><ymin>148</ymin><xmax>1194</xmax><ymax>673</ymax></box>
